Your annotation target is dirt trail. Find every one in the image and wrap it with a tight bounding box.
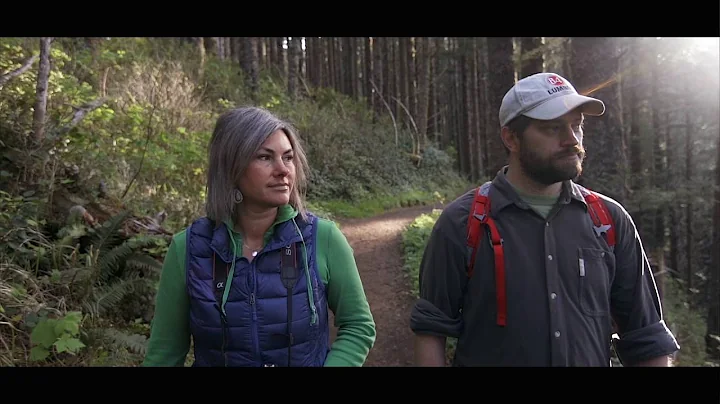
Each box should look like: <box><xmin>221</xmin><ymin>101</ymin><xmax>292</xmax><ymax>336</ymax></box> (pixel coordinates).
<box><xmin>329</xmin><ymin>203</ymin><xmax>440</xmax><ymax>367</ymax></box>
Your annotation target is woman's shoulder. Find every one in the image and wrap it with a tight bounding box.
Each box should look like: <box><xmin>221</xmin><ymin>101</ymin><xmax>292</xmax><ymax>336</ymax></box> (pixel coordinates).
<box><xmin>309</xmin><ymin>214</ymin><xmax>349</xmax><ymax>248</ymax></box>
<box><xmin>170</xmin><ymin>228</ymin><xmax>188</xmax><ymax>247</ymax></box>
<box><xmin>309</xmin><ymin>213</ymin><xmax>340</xmax><ymax>233</ymax></box>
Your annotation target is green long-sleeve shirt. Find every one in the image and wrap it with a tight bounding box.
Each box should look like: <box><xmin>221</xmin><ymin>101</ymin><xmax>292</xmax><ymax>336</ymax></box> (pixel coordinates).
<box><xmin>142</xmin><ymin>205</ymin><xmax>376</xmax><ymax>367</ymax></box>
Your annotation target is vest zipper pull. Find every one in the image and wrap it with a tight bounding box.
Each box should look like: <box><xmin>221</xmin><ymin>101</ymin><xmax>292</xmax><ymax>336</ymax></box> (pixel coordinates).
<box><xmin>251</xmin><ymin>292</ymin><xmax>257</xmax><ymax>321</ymax></box>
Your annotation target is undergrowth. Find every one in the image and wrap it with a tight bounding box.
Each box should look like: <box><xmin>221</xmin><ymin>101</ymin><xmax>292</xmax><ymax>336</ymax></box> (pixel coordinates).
<box><xmin>0</xmin><ymin>37</ymin><xmax>469</xmax><ymax>366</ymax></box>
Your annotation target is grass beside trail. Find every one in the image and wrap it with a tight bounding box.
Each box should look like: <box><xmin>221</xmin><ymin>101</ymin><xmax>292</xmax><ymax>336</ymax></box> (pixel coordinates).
<box><xmin>400</xmin><ymin>208</ymin><xmax>457</xmax><ymax>364</ymax></box>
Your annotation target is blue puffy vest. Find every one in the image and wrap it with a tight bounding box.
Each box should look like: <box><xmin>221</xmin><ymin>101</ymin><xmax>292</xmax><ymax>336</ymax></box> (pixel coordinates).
<box><xmin>185</xmin><ymin>212</ymin><xmax>330</xmax><ymax>367</ymax></box>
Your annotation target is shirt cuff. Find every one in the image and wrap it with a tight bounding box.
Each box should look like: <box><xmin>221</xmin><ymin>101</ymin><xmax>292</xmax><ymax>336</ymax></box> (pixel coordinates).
<box><xmin>410</xmin><ymin>298</ymin><xmax>463</xmax><ymax>338</ymax></box>
<box><xmin>614</xmin><ymin>320</ymin><xmax>680</xmax><ymax>365</ymax></box>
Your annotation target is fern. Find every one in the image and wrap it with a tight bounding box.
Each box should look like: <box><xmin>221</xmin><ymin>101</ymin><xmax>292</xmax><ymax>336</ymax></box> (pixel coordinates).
<box><xmin>57</xmin><ymin>266</ymin><xmax>93</xmax><ymax>285</ymax></box>
<box><xmin>82</xmin><ymin>278</ymin><xmax>138</xmax><ymax>318</ymax></box>
<box><xmin>97</xmin><ymin>242</ymin><xmax>135</xmax><ymax>283</ymax></box>
<box><xmin>100</xmin><ymin>328</ymin><xmax>148</xmax><ymax>356</ymax></box>
<box><xmin>88</xmin><ymin>211</ymin><xmax>131</xmax><ymax>256</ymax></box>
<box><xmin>124</xmin><ymin>253</ymin><xmax>162</xmax><ymax>275</ymax></box>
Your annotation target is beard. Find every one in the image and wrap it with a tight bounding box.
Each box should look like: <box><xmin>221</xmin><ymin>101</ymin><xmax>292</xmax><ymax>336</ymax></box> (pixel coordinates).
<box><xmin>519</xmin><ymin>142</ymin><xmax>586</xmax><ymax>186</ymax></box>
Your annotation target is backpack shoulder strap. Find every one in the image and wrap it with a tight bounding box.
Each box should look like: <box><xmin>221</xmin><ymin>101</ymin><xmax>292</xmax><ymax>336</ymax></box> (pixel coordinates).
<box><xmin>213</xmin><ymin>251</ymin><xmax>230</xmax><ymax>307</ymax></box>
<box><xmin>281</xmin><ymin>243</ymin><xmax>299</xmax><ymax>367</ymax></box>
<box><xmin>465</xmin><ymin>181</ymin><xmax>506</xmax><ymax>326</ymax></box>
<box><xmin>465</xmin><ymin>181</ymin><xmax>492</xmax><ymax>278</ymax></box>
<box><xmin>579</xmin><ymin>187</ymin><xmax>616</xmax><ymax>249</ymax></box>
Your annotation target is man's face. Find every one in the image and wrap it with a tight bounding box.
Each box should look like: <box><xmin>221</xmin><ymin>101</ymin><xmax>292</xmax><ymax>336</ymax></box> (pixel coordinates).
<box><xmin>517</xmin><ymin>109</ymin><xmax>586</xmax><ymax>185</ymax></box>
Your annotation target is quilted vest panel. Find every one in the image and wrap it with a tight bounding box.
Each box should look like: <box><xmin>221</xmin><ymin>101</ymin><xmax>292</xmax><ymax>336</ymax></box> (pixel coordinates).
<box><xmin>185</xmin><ymin>213</ymin><xmax>330</xmax><ymax>367</ymax></box>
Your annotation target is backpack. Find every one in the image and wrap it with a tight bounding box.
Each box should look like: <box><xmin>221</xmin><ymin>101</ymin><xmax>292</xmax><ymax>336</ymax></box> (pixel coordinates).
<box><xmin>465</xmin><ymin>181</ymin><xmax>616</xmax><ymax>327</ymax></box>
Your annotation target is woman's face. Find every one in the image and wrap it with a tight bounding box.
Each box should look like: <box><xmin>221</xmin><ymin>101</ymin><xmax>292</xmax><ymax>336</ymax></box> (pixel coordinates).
<box><xmin>237</xmin><ymin>129</ymin><xmax>295</xmax><ymax>209</ymax></box>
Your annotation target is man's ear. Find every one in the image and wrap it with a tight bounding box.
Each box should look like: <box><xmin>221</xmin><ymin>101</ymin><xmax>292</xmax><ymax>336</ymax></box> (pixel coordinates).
<box><xmin>500</xmin><ymin>126</ymin><xmax>520</xmax><ymax>153</ymax></box>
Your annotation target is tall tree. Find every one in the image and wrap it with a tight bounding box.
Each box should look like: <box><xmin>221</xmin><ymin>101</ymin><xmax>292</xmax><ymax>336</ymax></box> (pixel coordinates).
<box><xmin>568</xmin><ymin>37</ymin><xmax>626</xmax><ymax>202</ymax></box>
<box><xmin>242</xmin><ymin>37</ymin><xmax>259</xmax><ymax>99</ymax></box>
<box><xmin>484</xmin><ymin>37</ymin><xmax>514</xmax><ymax>178</ymax></box>
<box><xmin>519</xmin><ymin>37</ymin><xmax>544</xmax><ymax>78</ymax></box>
<box><xmin>708</xmin><ymin>127</ymin><xmax>720</xmax><ymax>358</ymax></box>
<box><xmin>287</xmin><ymin>37</ymin><xmax>300</xmax><ymax>98</ymax></box>
<box><xmin>32</xmin><ymin>37</ymin><xmax>52</xmax><ymax>143</ymax></box>
<box><xmin>415</xmin><ymin>36</ymin><xmax>430</xmax><ymax>151</ymax></box>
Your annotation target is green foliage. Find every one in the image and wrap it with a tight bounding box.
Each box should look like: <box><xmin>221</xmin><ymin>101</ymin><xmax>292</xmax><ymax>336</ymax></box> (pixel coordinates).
<box><xmin>0</xmin><ymin>36</ymin><xmax>469</xmax><ymax>366</ymax></box>
<box><xmin>401</xmin><ymin>209</ymin><xmax>442</xmax><ymax>297</ymax></box>
<box><xmin>317</xmin><ymin>188</ymin><xmax>458</xmax><ymax>220</ymax></box>
<box><xmin>661</xmin><ymin>277</ymin><xmax>717</xmax><ymax>366</ymax></box>
<box><xmin>1</xmin><ymin>37</ymin><xmax>467</xmax><ymax>227</ymax></box>
<box><xmin>400</xmin><ymin>208</ymin><xmax>457</xmax><ymax>364</ymax></box>
<box><xmin>0</xmin><ymin>208</ymin><xmax>162</xmax><ymax>366</ymax></box>
<box><xmin>29</xmin><ymin>311</ymin><xmax>85</xmax><ymax>361</ymax></box>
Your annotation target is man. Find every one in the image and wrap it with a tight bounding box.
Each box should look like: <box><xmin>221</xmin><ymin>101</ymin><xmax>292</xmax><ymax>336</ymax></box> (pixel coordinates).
<box><xmin>409</xmin><ymin>72</ymin><xmax>680</xmax><ymax>366</ymax></box>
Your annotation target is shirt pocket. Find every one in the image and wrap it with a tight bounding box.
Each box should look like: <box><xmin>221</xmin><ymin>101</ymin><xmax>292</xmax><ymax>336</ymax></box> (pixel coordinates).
<box><xmin>577</xmin><ymin>247</ymin><xmax>611</xmax><ymax>317</ymax></box>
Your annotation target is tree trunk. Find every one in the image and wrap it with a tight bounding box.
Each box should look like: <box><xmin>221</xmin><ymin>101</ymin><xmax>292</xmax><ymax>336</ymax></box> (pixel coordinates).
<box><xmin>372</xmin><ymin>37</ymin><xmax>384</xmax><ymax>118</ymax></box>
<box><xmin>651</xmin><ymin>38</ymin><xmax>666</xmax><ymax>257</ymax></box>
<box><xmin>196</xmin><ymin>37</ymin><xmax>206</xmax><ymax>81</ymax></box>
<box><xmin>708</xmin><ymin>126</ymin><xmax>720</xmax><ymax>358</ymax></box>
<box><xmin>485</xmin><ymin>37</ymin><xmax>514</xmax><ymax>178</ymax></box>
<box><xmin>32</xmin><ymin>37</ymin><xmax>52</xmax><ymax>143</ymax></box>
<box><xmin>287</xmin><ymin>37</ymin><xmax>301</xmax><ymax>98</ymax></box>
<box><xmin>415</xmin><ymin>37</ymin><xmax>430</xmax><ymax>151</ymax></box>
<box><xmin>363</xmin><ymin>37</ymin><xmax>371</xmax><ymax>108</ymax></box>
<box><xmin>519</xmin><ymin>37</ymin><xmax>544</xmax><ymax>78</ymax></box>
<box><xmin>685</xmin><ymin>109</ymin><xmax>693</xmax><ymax>291</ymax></box>
<box><xmin>243</xmin><ymin>38</ymin><xmax>259</xmax><ymax>99</ymax></box>
<box><xmin>568</xmin><ymin>37</ymin><xmax>626</xmax><ymax>202</ymax></box>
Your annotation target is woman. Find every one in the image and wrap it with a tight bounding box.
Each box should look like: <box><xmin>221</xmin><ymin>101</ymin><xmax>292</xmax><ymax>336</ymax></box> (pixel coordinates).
<box><xmin>143</xmin><ymin>106</ymin><xmax>376</xmax><ymax>367</ymax></box>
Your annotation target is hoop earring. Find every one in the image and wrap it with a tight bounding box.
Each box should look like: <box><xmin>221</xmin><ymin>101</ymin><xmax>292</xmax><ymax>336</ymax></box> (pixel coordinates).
<box><xmin>233</xmin><ymin>189</ymin><xmax>243</xmax><ymax>203</ymax></box>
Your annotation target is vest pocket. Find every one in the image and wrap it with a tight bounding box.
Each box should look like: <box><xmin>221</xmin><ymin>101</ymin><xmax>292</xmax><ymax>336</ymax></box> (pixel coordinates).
<box><xmin>577</xmin><ymin>247</ymin><xmax>611</xmax><ymax>317</ymax></box>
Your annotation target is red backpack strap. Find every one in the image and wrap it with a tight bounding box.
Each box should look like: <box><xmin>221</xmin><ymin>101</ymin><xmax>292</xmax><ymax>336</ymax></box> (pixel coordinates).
<box><xmin>465</xmin><ymin>182</ymin><xmax>507</xmax><ymax>326</ymax></box>
<box><xmin>466</xmin><ymin>184</ymin><xmax>488</xmax><ymax>278</ymax></box>
<box><xmin>581</xmin><ymin>188</ymin><xmax>616</xmax><ymax>248</ymax></box>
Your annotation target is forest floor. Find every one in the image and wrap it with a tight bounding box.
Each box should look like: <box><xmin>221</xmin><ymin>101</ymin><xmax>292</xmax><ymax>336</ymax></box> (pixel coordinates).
<box><xmin>328</xmin><ymin>203</ymin><xmax>441</xmax><ymax>366</ymax></box>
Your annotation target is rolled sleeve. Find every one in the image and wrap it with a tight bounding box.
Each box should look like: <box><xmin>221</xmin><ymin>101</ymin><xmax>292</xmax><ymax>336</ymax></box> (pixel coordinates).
<box><xmin>410</xmin><ymin>298</ymin><xmax>463</xmax><ymax>337</ymax></box>
<box><xmin>409</xmin><ymin>209</ymin><xmax>468</xmax><ymax>339</ymax></box>
<box><xmin>614</xmin><ymin>320</ymin><xmax>679</xmax><ymax>364</ymax></box>
<box><xmin>609</xmin><ymin>202</ymin><xmax>680</xmax><ymax>365</ymax></box>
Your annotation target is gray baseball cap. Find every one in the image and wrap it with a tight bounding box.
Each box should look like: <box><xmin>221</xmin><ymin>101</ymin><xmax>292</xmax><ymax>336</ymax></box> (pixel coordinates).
<box><xmin>498</xmin><ymin>72</ymin><xmax>605</xmax><ymax>127</ymax></box>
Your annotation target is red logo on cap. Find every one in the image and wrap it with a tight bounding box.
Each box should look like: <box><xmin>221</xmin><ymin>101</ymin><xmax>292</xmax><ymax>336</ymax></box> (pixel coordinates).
<box><xmin>547</xmin><ymin>76</ymin><xmax>564</xmax><ymax>86</ymax></box>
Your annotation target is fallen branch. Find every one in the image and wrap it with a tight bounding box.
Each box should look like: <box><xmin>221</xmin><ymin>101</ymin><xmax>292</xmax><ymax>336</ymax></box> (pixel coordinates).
<box><xmin>121</xmin><ymin>88</ymin><xmax>156</xmax><ymax>200</ymax></box>
<box><xmin>0</xmin><ymin>55</ymin><xmax>38</xmax><ymax>88</ymax></box>
<box><xmin>369</xmin><ymin>79</ymin><xmax>398</xmax><ymax>146</ymax></box>
<box><xmin>54</xmin><ymin>97</ymin><xmax>108</xmax><ymax>137</ymax></box>
<box><xmin>390</xmin><ymin>96</ymin><xmax>420</xmax><ymax>156</ymax></box>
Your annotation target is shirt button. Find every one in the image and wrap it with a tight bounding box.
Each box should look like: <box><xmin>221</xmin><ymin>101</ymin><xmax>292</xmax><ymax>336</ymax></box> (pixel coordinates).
<box><xmin>551</xmin><ymin>293</ymin><xmax>557</xmax><ymax>300</ymax></box>
<box><xmin>548</xmin><ymin>255</ymin><xmax>553</xmax><ymax>260</ymax></box>
<box><xmin>555</xmin><ymin>331</ymin><xmax>561</xmax><ymax>338</ymax></box>
<box><xmin>546</xmin><ymin>222</ymin><xmax>550</xmax><ymax>227</ymax></box>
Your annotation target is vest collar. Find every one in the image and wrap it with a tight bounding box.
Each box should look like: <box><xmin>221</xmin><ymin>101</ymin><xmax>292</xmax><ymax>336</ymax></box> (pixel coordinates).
<box><xmin>211</xmin><ymin>205</ymin><xmax>308</xmax><ymax>263</ymax></box>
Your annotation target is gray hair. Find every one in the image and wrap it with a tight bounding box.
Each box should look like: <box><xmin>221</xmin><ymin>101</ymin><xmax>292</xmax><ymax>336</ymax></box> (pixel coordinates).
<box><xmin>205</xmin><ymin>106</ymin><xmax>310</xmax><ymax>225</ymax></box>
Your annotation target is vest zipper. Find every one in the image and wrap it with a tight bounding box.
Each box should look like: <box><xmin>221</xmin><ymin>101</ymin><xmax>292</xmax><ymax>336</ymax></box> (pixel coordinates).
<box><xmin>251</xmin><ymin>264</ymin><xmax>260</xmax><ymax>365</ymax></box>
<box><xmin>214</xmin><ymin>303</ymin><xmax>229</xmax><ymax>367</ymax></box>
<box><xmin>220</xmin><ymin>310</ymin><xmax>228</xmax><ymax>367</ymax></box>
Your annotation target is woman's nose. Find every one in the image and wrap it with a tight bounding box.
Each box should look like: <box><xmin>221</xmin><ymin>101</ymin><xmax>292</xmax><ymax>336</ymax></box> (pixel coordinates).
<box><xmin>275</xmin><ymin>159</ymin><xmax>290</xmax><ymax>175</ymax></box>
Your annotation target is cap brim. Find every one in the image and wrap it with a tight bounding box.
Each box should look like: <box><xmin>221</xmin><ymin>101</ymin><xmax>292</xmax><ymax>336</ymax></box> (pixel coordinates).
<box><xmin>522</xmin><ymin>94</ymin><xmax>605</xmax><ymax>121</ymax></box>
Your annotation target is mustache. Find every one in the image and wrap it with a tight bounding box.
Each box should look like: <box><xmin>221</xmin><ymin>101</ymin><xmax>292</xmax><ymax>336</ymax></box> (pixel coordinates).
<box><xmin>557</xmin><ymin>146</ymin><xmax>585</xmax><ymax>158</ymax></box>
